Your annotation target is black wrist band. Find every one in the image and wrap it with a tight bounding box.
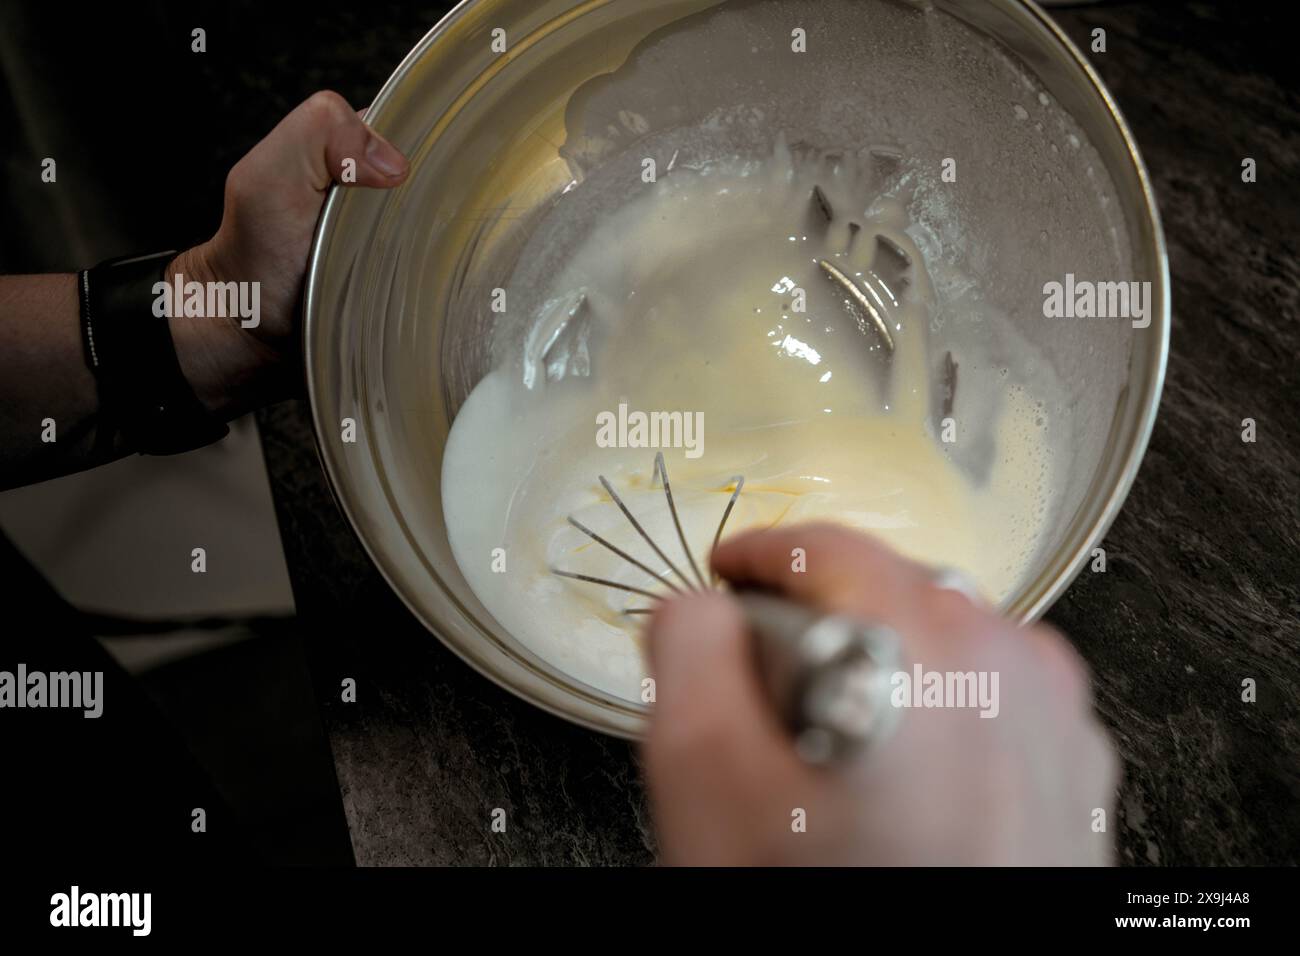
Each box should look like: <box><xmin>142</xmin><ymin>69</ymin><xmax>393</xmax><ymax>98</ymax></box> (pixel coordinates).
<box><xmin>79</xmin><ymin>252</ymin><xmax>230</xmax><ymax>456</ymax></box>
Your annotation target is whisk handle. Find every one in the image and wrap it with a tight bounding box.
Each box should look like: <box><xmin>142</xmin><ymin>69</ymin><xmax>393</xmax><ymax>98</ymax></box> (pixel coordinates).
<box><xmin>735</xmin><ymin>590</ymin><xmax>902</xmax><ymax>765</ymax></box>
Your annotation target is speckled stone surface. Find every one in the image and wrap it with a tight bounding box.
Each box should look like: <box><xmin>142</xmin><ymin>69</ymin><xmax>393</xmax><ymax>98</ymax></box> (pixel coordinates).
<box><xmin>256</xmin><ymin>404</ymin><xmax>658</xmax><ymax>865</ymax></box>
<box><xmin>257</xmin><ymin>1</ymin><xmax>1300</xmax><ymax>866</ymax></box>
<box><xmin>1041</xmin><ymin>2</ymin><xmax>1300</xmax><ymax>867</ymax></box>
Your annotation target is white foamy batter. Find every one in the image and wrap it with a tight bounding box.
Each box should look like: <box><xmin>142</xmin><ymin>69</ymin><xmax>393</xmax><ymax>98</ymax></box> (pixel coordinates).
<box><xmin>443</xmin><ymin>146</ymin><xmax>1053</xmax><ymax>701</ymax></box>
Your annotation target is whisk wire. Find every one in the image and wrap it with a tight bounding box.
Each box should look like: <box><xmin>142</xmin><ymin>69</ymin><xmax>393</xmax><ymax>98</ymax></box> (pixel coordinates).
<box><xmin>553</xmin><ymin>455</ymin><xmax>747</xmax><ymax>611</ymax></box>
<box><xmin>710</xmin><ymin>475</ymin><xmax>746</xmax><ymax>586</ymax></box>
<box><xmin>652</xmin><ymin>452</ymin><xmax>710</xmax><ymax>589</ymax></box>
<box><xmin>550</xmin><ymin>568</ymin><xmax>663</xmax><ymax>601</ymax></box>
<box><xmin>599</xmin><ymin>473</ymin><xmax>699</xmax><ymax>592</ymax></box>
<box><xmin>565</xmin><ymin>515</ymin><xmax>684</xmax><ymax>595</ymax></box>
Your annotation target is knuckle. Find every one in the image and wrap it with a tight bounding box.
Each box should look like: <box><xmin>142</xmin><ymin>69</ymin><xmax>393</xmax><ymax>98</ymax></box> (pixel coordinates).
<box><xmin>645</xmin><ymin>593</ymin><xmax>693</xmax><ymax>638</ymax></box>
<box><xmin>223</xmin><ymin>158</ymin><xmax>253</xmax><ymax>204</ymax></box>
<box><xmin>302</xmin><ymin>89</ymin><xmax>352</xmax><ymax>125</ymax></box>
<box><xmin>647</xmin><ymin>592</ymin><xmax>738</xmax><ymax>653</ymax></box>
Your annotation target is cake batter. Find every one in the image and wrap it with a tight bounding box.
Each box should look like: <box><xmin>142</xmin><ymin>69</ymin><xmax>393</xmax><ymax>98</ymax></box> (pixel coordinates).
<box><xmin>442</xmin><ymin>145</ymin><xmax>1054</xmax><ymax>700</ymax></box>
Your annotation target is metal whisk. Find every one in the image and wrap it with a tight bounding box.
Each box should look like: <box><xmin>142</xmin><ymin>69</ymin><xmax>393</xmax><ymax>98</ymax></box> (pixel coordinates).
<box><xmin>542</xmin><ymin>160</ymin><xmax>927</xmax><ymax>763</ymax></box>
<box><xmin>550</xmin><ymin>452</ymin><xmax>901</xmax><ymax>765</ymax></box>
<box><xmin>550</xmin><ymin>451</ymin><xmax>744</xmax><ymax>609</ymax></box>
<box><xmin>547</xmin><ymin>178</ymin><xmax>917</xmax><ymax>605</ymax></box>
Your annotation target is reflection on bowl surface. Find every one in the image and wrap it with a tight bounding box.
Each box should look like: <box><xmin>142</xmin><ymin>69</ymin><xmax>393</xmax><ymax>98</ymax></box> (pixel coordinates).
<box><xmin>305</xmin><ymin>0</ymin><xmax>1168</xmax><ymax>735</ymax></box>
<box><xmin>443</xmin><ymin>141</ymin><xmax>1058</xmax><ymax>701</ymax></box>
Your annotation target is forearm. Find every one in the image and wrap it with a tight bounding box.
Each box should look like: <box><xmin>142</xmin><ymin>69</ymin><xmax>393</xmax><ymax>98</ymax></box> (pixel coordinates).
<box><xmin>0</xmin><ymin>253</ymin><xmax>265</xmax><ymax>489</ymax></box>
<box><xmin>0</xmin><ymin>91</ymin><xmax>408</xmax><ymax>490</ymax></box>
<box><xmin>0</xmin><ymin>272</ymin><xmax>116</xmax><ymax>486</ymax></box>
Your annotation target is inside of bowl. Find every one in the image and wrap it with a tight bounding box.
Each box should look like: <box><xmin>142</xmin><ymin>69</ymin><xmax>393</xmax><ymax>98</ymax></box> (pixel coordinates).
<box><xmin>307</xmin><ymin>0</ymin><xmax>1165</xmax><ymax>728</ymax></box>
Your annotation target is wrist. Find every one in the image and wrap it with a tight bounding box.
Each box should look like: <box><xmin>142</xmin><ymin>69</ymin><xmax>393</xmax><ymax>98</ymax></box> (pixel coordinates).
<box><xmin>79</xmin><ymin>251</ymin><xmax>230</xmax><ymax>455</ymax></box>
<box><xmin>165</xmin><ymin>243</ymin><xmax>281</xmax><ymax>420</ymax></box>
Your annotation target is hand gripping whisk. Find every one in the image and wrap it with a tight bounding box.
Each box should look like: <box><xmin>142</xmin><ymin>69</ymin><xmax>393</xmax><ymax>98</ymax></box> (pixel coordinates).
<box><xmin>551</xmin><ymin>452</ymin><xmax>901</xmax><ymax>764</ymax></box>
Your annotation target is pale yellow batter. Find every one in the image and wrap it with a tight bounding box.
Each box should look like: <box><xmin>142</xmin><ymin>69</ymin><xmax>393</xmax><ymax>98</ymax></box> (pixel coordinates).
<box><xmin>442</xmin><ymin>144</ymin><xmax>1053</xmax><ymax>700</ymax></box>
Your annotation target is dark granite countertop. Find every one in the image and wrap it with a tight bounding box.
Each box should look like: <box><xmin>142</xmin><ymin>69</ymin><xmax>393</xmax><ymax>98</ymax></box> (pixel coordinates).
<box><xmin>257</xmin><ymin>0</ymin><xmax>1300</xmax><ymax>866</ymax></box>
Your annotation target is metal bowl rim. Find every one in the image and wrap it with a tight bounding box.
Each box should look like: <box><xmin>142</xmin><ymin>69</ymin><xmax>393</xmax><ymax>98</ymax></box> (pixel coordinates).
<box><xmin>303</xmin><ymin>0</ymin><xmax>1171</xmax><ymax>739</ymax></box>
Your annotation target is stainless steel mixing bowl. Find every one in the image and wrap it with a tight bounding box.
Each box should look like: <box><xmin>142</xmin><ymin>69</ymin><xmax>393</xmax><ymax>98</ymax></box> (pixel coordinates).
<box><xmin>304</xmin><ymin>0</ymin><xmax>1169</xmax><ymax>737</ymax></box>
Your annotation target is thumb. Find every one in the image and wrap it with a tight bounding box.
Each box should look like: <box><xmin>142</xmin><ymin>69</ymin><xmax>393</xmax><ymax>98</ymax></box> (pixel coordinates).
<box><xmin>642</xmin><ymin>592</ymin><xmax>817</xmax><ymax>865</ymax></box>
<box><xmin>232</xmin><ymin>90</ymin><xmax>408</xmax><ymax>206</ymax></box>
<box><xmin>644</xmin><ymin>592</ymin><xmax>792</xmax><ymax>762</ymax></box>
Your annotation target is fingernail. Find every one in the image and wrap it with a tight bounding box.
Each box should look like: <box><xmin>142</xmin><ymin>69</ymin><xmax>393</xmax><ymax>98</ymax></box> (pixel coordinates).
<box><xmin>930</xmin><ymin>566</ymin><xmax>985</xmax><ymax>605</ymax></box>
<box><xmin>365</xmin><ymin>133</ymin><xmax>407</xmax><ymax>177</ymax></box>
